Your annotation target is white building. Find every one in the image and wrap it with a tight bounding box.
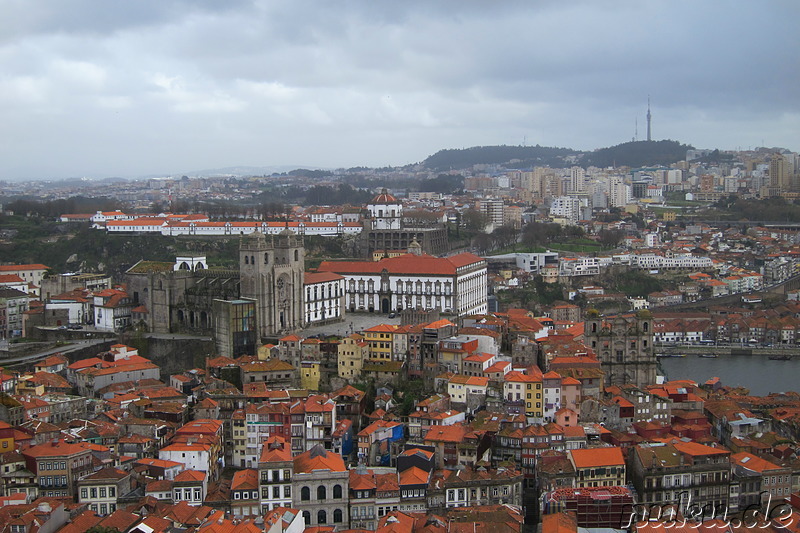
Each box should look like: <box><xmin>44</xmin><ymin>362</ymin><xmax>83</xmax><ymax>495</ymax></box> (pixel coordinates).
<box><xmin>608</xmin><ymin>177</ymin><xmax>632</xmax><ymax>208</ymax></box>
<box><xmin>550</xmin><ymin>197</ymin><xmax>582</xmax><ymax>224</ymax></box>
<box><xmin>368</xmin><ymin>189</ymin><xmax>402</xmax><ymax>230</ymax></box>
<box><xmin>106</xmin><ymin>220</ymin><xmax>363</xmax><ymax>237</ymax></box>
<box><xmin>317</xmin><ymin>253</ymin><xmax>488</xmax><ymax>317</ymax></box>
<box><xmin>304</xmin><ymin>272</ymin><xmax>345</xmax><ymax>326</ymax></box>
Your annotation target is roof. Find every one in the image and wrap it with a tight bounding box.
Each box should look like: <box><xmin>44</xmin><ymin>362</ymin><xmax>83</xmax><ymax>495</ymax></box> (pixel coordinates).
<box><xmin>398</xmin><ymin>466</ymin><xmax>429</xmax><ymax>486</ymax></box>
<box><xmin>293</xmin><ymin>444</ymin><xmax>346</xmax><ymax>474</ymax></box>
<box><xmin>23</xmin><ymin>440</ymin><xmax>91</xmax><ymax>458</ymax></box>
<box><xmin>174</xmin><ymin>469</ymin><xmax>206</xmax><ymax>483</ymax></box>
<box><xmin>231</xmin><ymin>469</ymin><xmax>259</xmax><ymax>491</ymax></box>
<box><xmin>304</xmin><ymin>272</ymin><xmax>344</xmax><ymax>284</ymax></box>
<box><xmin>317</xmin><ymin>252</ymin><xmax>484</xmax><ymax>277</ymax></box>
<box><xmin>372</xmin><ymin>189</ymin><xmax>399</xmax><ymax>204</ymax></box>
<box><xmin>569</xmin><ymin>447</ymin><xmax>624</xmax><ymax>468</ymax></box>
<box><xmin>259</xmin><ymin>436</ymin><xmax>293</xmax><ymax>463</ymax></box>
<box><xmin>731</xmin><ymin>452</ymin><xmax>783</xmax><ymax>474</ymax></box>
<box><xmin>81</xmin><ymin>467</ymin><xmax>128</xmax><ymax>481</ymax></box>
<box><xmin>0</xmin><ymin>264</ymin><xmax>48</xmax><ymax>272</ymax></box>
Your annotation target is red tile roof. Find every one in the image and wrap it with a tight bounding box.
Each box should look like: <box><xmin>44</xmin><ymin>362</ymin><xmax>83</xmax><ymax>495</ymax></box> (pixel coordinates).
<box><xmin>569</xmin><ymin>447</ymin><xmax>624</xmax><ymax>468</ymax></box>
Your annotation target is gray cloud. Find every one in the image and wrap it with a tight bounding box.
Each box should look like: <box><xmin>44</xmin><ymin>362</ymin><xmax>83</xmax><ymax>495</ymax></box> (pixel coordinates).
<box><xmin>1</xmin><ymin>0</ymin><xmax>798</xmax><ymax>179</ymax></box>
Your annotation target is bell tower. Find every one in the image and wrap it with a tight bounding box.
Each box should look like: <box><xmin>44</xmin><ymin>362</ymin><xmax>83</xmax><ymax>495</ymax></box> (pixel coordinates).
<box><xmin>240</xmin><ymin>229</ymin><xmax>305</xmax><ymax>340</ymax></box>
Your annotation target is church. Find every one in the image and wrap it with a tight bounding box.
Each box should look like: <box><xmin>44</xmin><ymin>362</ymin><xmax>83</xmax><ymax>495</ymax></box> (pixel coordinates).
<box><xmin>125</xmin><ymin>230</ymin><xmax>343</xmax><ymax>346</ymax></box>
<box><xmin>364</xmin><ymin>188</ymin><xmax>449</xmax><ymax>257</ymax></box>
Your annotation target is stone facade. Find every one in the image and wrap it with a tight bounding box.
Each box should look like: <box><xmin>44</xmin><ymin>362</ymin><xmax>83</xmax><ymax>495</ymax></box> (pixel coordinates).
<box><xmin>240</xmin><ymin>230</ymin><xmax>305</xmax><ymax>339</ymax></box>
<box><xmin>584</xmin><ymin>310</ymin><xmax>657</xmax><ymax>389</ymax></box>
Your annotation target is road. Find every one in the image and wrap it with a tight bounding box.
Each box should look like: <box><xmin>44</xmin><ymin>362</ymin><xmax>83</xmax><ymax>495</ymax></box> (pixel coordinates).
<box><xmin>0</xmin><ymin>338</ymin><xmax>113</xmax><ymax>367</ymax></box>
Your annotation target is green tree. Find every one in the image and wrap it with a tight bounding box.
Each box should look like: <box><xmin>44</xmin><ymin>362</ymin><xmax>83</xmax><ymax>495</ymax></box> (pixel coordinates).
<box><xmin>462</xmin><ymin>209</ymin><xmax>488</xmax><ymax>231</ymax></box>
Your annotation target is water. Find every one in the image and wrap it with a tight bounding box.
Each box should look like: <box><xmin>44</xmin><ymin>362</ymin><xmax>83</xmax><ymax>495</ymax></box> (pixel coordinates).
<box><xmin>659</xmin><ymin>354</ymin><xmax>800</xmax><ymax>396</ymax></box>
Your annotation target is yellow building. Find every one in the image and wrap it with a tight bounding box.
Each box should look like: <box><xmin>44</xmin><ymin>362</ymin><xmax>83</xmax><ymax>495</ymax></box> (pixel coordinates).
<box><xmin>257</xmin><ymin>343</ymin><xmax>278</xmax><ymax>360</ymax></box>
<box><xmin>363</xmin><ymin>324</ymin><xmax>397</xmax><ymax>361</ymax></box>
<box><xmin>337</xmin><ymin>333</ymin><xmax>369</xmax><ymax>379</ymax></box>
<box><xmin>503</xmin><ymin>370</ymin><xmax>543</xmax><ymax>420</ymax></box>
<box><xmin>300</xmin><ymin>361</ymin><xmax>321</xmax><ymax>391</ymax></box>
<box><xmin>0</xmin><ymin>420</ymin><xmax>14</xmax><ymax>452</ymax></box>
<box><xmin>569</xmin><ymin>447</ymin><xmax>626</xmax><ymax>488</ymax></box>
<box><xmin>371</xmin><ymin>250</ymin><xmax>406</xmax><ymax>261</ymax></box>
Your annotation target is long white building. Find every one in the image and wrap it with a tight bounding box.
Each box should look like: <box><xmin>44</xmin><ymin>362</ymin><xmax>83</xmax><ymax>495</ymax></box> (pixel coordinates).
<box><xmin>316</xmin><ymin>252</ymin><xmax>487</xmax><ymax>317</ymax></box>
<box><xmin>105</xmin><ymin>219</ymin><xmax>363</xmax><ymax>236</ymax></box>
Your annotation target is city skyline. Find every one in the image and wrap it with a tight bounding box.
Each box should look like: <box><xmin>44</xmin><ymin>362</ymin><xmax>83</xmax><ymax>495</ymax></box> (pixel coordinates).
<box><xmin>1</xmin><ymin>1</ymin><xmax>798</xmax><ymax>181</ymax></box>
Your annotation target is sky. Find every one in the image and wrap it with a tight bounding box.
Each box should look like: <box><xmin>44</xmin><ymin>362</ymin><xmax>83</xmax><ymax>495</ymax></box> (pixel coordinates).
<box><xmin>1</xmin><ymin>1</ymin><xmax>799</xmax><ymax>180</ymax></box>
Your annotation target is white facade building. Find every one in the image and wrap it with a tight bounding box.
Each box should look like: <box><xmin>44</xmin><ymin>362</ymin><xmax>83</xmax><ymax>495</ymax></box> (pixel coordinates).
<box><xmin>367</xmin><ymin>189</ymin><xmax>402</xmax><ymax>230</ymax></box>
<box><xmin>317</xmin><ymin>253</ymin><xmax>488</xmax><ymax>317</ymax></box>
<box><xmin>303</xmin><ymin>272</ymin><xmax>345</xmax><ymax>326</ymax></box>
<box><xmin>550</xmin><ymin>197</ymin><xmax>582</xmax><ymax>224</ymax></box>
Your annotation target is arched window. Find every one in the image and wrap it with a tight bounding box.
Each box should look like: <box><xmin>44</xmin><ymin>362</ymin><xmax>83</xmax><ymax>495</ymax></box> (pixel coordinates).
<box><xmin>294</xmin><ymin>250</ymin><xmax>299</xmax><ymax>262</ymax></box>
<box><xmin>643</xmin><ymin>322</ymin><xmax>649</xmax><ymax>332</ymax></box>
<box><xmin>333</xmin><ymin>509</ymin><xmax>343</xmax><ymax>523</ymax></box>
<box><xmin>301</xmin><ymin>487</ymin><xmax>310</xmax><ymax>501</ymax></box>
<box><xmin>245</xmin><ymin>256</ymin><xmax>249</xmax><ymax>265</ymax></box>
<box><xmin>302</xmin><ymin>511</ymin><xmax>311</xmax><ymax>524</ymax></box>
<box><xmin>317</xmin><ymin>485</ymin><xmax>327</xmax><ymax>500</ymax></box>
<box><xmin>333</xmin><ymin>484</ymin><xmax>342</xmax><ymax>498</ymax></box>
<box><xmin>251</xmin><ymin>256</ymin><xmax>255</xmax><ymax>265</ymax></box>
<box><xmin>317</xmin><ymin>510</ymin><xmax>327</xmax><ymax>525</ymax></box>
<box><xmin>264</xmin><ymin>253</ymin><xmax>269</xmax><ymax>264</ymax></box>
<box><xmin>591</xmin><ymin>323</ymin><xmax>597</xmax><ymax>333</ymax></box>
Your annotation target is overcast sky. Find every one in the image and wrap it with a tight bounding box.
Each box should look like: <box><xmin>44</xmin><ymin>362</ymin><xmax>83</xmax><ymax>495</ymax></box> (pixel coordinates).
<box><xmin>2</xmin><ymin>1</ymin><xmax>798</xmax><ymax>180</ymax></box>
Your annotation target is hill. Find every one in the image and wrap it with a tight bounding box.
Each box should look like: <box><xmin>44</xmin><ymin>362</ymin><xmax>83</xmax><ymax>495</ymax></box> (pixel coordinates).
<box><xmin>422</xmin><ymin>145</ymin><xmax>578</xmax><ymax>171</ymax></box>
<box><xmin>580</xmin><ymin>140</ymin><xmax>694</xmax><ymax>168</ymax></box>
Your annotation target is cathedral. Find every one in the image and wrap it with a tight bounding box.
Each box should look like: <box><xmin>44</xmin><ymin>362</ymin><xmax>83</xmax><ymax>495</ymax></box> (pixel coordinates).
<box><xmin>125</xmin><ymin>229</ymin><xmax>310</xmax><ymax>342</ymax></box>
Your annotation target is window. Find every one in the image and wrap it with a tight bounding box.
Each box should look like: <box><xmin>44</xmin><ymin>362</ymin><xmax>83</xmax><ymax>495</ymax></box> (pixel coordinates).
<box><xmin>99</xmin><ymin>487</ymin><xmax>107</xmax><ymax>498</ymax></box>
<box><xmin>333</xmin><ymin>484</ymin><xmax>343</xmax><ymax>498</ymax></box>
<box><xmin>334</xmin><ymin>509</ymin><xmax>343</xmax><ymax>523</ymax></box>
<box><xmin>317</xmin><ymin>510</ymin><xmax>327</xmax><ymax>525</ymax></box>
<box><xmin>81</xmin><ymin>488</ymin><xmax>88</xmax><ymax>499</ymax></box>
<box><xmin>284</xmin><ymin>486</ymin><xmax>291</xmax><ymax>498</ymax></box>
<box><xmin>317</xmin><ymin>485</ymin><xmax>327</xmax><ymax>500</ymax></box>
<box><xmin>109</xmin><ymin>487</ymin><xmax>115</xmax><ymax>497</ymax></box>
<box><xmin>90</xmin><ymin>487</ymin><xmax>97</xmax><ymax>498</ymax></box>
<box><xmin>301</xmin><ymin>486</ymin><xmax>310</xmax><ymax>501</ymax></box>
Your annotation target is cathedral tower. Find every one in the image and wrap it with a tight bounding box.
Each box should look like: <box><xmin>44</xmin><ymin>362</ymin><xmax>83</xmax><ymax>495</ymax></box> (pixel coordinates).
<box><xmin>239</xmin><ymin>229</ymin><xmax>305</xmax><ymax>339</ymax></box>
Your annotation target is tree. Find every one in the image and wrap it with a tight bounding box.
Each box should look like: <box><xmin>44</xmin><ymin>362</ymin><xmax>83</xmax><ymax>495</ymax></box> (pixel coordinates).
<box><xmin>472</xmin><ymin>233</ymin><xmax>493</xmax><ymax>254</ymax></box>
<box><xmin>462</xmin><ymin>209</ymin><xmax>488</xmax><ymax>232</ymax></box>
<box><xmin>491</xmin><ymin>225</ymin><xmax>519</xmax><ymax>249</ymax></box>
<box><xmin>598</xmin><ymin>229</ymin><xmax>624</xmax><ymax>247</ymax></box>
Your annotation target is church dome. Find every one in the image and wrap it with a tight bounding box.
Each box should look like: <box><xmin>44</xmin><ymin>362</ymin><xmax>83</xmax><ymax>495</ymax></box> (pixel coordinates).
<box><xmin>372</xmin><ymin>188</ymin><xmax>398</xmax><ymax>205</ymax></box>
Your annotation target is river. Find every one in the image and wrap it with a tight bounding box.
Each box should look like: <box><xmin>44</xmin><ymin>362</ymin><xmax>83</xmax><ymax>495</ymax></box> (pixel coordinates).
<box><xmin>659</xmin><ymin>354</ymin><xmax>800</xmax><ymax>396</ymax></box>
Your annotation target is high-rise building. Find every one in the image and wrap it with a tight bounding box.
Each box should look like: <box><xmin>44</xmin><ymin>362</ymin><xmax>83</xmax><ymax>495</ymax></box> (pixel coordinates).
<box><xmin>570</xmin><ymin>167</ymin><xmax>586</xmax><ymax>193</ymax></box>
<box><xmin>769</xmin><ymin>152</ymin><xmax>790</xmax><ymax>191</ymax></box>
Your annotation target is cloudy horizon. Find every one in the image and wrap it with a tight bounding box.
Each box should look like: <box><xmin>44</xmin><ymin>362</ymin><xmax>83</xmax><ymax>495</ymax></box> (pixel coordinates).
<box><xmin>1</xmin><ymin>1</ymin><xmax>798</xmax><ymax>180</ymax></box>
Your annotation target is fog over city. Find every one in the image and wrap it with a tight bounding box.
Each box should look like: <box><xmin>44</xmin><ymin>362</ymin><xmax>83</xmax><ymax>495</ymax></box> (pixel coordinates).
<box><xmin>1</xmin><ymin>1</ymin><xmax>798</xmax><ymax>180</ymax></box>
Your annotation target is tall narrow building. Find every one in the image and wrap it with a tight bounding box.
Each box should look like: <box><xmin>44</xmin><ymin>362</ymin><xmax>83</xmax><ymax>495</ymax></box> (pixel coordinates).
<box><xmin>239</xmin><ymin>229</ymin><xmax>305</xmax><ymax>339</ymax></box>
<box><xmin>646</xmin><ymin>97</ymin><xmax>652</xmax><ymax>142</ymax></box>
<box><xmin>584</xmin><ymin>309</ymin><xmax>657</xmax><ymax>389</ymax></box>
